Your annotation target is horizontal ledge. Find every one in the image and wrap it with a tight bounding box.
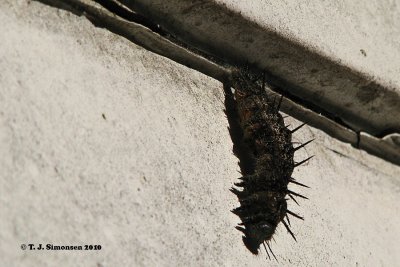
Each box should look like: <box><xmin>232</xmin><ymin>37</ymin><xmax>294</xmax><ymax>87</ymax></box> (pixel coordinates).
<box><xmin>120</xmin><ymin>0</ymin><xmax>400</xmax><ymax>137</ymax></box>
<box><xmin>34</xmin><ymin>0</ymin><xmax>400</xmax><ymax>165</ymax></box>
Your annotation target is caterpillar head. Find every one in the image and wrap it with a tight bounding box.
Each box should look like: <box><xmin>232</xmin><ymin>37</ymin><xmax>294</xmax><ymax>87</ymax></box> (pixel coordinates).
<box><xmin>237</xmin><ymin>221</ymin><xmax>275</xmax><ymax>254</ymax></box>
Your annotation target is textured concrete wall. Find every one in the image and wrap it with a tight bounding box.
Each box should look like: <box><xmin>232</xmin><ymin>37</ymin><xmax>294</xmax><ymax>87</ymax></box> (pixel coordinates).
<box><xmin>1</xmin><ymin>1</ymin><xmax>399</xmax><ymax>266</ymax></box>
<box><xmin>218</xmin><ymin>0</ymin><xmax>400</xmax><ymax>86</ymax></box>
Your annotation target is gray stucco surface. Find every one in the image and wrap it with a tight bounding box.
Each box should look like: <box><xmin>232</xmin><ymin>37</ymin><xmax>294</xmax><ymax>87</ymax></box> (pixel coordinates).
<box><xmin>218</xmin><ymin>0</ymin><xmax>400</xmax><ymax>86</ymax></box>
<box><xmin>1</xmin><ymin>1</ymin><xmax>399</xmax><ymax>266</ymax></box>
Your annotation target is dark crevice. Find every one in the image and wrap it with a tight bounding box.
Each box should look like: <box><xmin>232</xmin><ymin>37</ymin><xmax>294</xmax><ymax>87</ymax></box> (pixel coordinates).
<box><xmin>92</xmin><ymin>0</ymin><xmax>167</xmax><ymax>35</ymax></box>
<box><xmin>375</xmin><ymin>128</ymin><xmax>400</xmax><ymax>139</ymax></box>
<box><xmin>116</xmin><ymin>0</ymin><xmax>231</xmax><ymax>67</ymax></box>
<box><xmin>355</xmin><ymin>131</ymin><xmax>361</xmax><ymax>149</ymax></box>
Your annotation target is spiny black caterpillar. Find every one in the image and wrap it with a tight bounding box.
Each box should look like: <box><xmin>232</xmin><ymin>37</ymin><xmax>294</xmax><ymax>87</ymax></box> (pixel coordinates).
<box><xmin>226</xmin><ymin>67</ymin><xmax>313</xmax><ymax>259</ymax></box>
